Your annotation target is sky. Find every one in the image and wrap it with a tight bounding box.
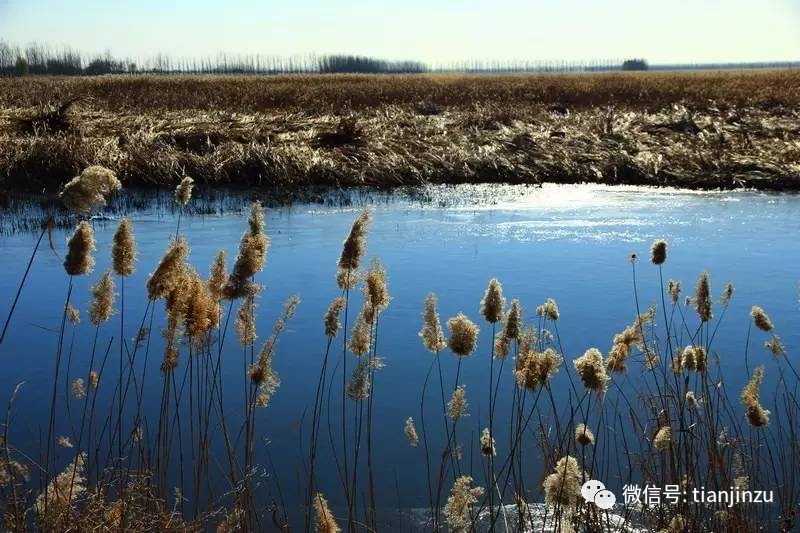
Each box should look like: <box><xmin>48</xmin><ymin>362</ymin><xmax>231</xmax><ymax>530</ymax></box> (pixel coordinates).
<box><xmin>1</xmin><ymin>0</ymin><xmax>799</xmax><ymax>65</ymax></box>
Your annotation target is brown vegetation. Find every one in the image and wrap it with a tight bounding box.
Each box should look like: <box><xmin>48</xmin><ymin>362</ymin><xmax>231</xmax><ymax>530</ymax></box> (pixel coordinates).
<box><xmin>0</xmin><ymin>71</ymin><xmax>799</xmax><ymax>193</ymax></box>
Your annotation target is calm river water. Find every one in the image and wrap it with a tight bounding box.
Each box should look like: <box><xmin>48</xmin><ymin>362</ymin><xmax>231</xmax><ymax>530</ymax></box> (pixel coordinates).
<box><xmin>0</xmin><ymin>184</ymin><xmax>798</xmax><ymax>525</ymax></box>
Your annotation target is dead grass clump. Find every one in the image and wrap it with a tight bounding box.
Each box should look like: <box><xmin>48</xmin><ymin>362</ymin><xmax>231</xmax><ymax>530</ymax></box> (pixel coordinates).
<box><xmin>315</xmin><ymin>117</ymin><xmax>364</xmax><ymax>148</ymax></box>
<box><xmin>15</xmin><ymin>97</ymin><xmax>84</xmax><ymax>136</ymax></box>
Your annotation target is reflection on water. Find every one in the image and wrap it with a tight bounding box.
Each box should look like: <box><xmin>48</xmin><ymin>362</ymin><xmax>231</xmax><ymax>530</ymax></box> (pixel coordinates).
<box><xmin>0</xmin><ymin>183</ymin><xmax>798</xmax><ymax>527</ymax></box>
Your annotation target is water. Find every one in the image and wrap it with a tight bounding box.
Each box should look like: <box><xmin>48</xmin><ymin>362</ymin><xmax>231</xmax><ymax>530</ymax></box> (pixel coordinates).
<box><xmin>0</xmin><ymin>183</ymin><xmax>798</xmax><ymax>527</ymax></box>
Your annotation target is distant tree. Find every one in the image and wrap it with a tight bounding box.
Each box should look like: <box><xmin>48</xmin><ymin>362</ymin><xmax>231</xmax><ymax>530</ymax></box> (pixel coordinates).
<box><xmin>622</xmin><ymin>59</ymin><xmax>648</xmax><ymax>71</ymax></box>
<box><xmin>14</xmin><ymin>57</ymin><xmax>29</xmax><ymax>77</ymax></box>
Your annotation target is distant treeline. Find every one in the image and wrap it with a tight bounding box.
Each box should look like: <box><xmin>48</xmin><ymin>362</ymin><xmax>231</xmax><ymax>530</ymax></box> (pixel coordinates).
<box><xmin>1</xmin><ymin>42</ymin><xmax>798</xmax><ymax>76</ymax></box>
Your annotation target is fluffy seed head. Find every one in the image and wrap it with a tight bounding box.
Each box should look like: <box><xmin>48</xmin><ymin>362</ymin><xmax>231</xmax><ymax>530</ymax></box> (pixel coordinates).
<box><xmin>420</xmin><ymin>293</ymin><xmax>447</xmax><ymax>352</ymax></box>
<box><xmin>147</xmin><ymin>237</ymin><xmax>189</xmax><ymax>300</ymax></box>
<box><xmin>337</xmin><ymin>209</ymin><xmax>371</xmax><ymax>276</ymax></box>
<box><xmin>741</xmin><ymin>366</ymin><xmax>770</xmax><ymax>427</ymax></box>
<box><xmin>502</xmin><ymin>299</ymin><xmax>522</xmax><ymax>341</ymax></box>
<box><xmin>89</xmin><ymin>271</ymin><xmax>115</xmax><ymax>325</ymax></box>
<box><xmin>675</xmin><ymin>345</ymin><xmax>708</xmax><ymax>373</ymax></box>
<box><xmin>667</xmin><ymin>280</ymin><xmax>682</xmax><ymax>305</ymax></box>
<box><xmin>174</xmin><ymin>176</ymin><xmax>194</xmax><ymax>206</ymax></box>
<box><xmin>695</xmin><ymin>271</ymin><xmax>713</xmax><ymax>322</ymax></box>
<box><xmin>65</xmin><ymin>304</ymin><xmax>80</xmax><ymax>325</ymax></box>
<box><xmin>225</xmin><ymin>202</ymin><xmax>269</xmax><ymax>299</ymax></box>
<box><xmin>448</xmin><ymin>385</ymin><xmax>468</xmax><ymax>422</ymax></box>
<box><xmin>349</xmin><ymin>305</ymin><xmax>372</xmax><ymax>356</ymax></box>
<box><xmin>71</xmin><ymin>378</ymin><xmax>86</xmax><ymax>400</ymax></box>
<box><xmin>480</xmin><ymin>428</ymin><xmax>495</xmax><ymax>456</ymax></box>
<box><xmin>88</xmin><ymin>370</ymin><xmax>99</xmax><ymax>389</ymax></box>
<box><xmin>235</xmin><ymin>289</ymin><xmax>259</xmax><ymax>347</ymax></box>
<box><xmin>447</xmin><ymin>313</ymin><xmax>479</xmax><ymax>357</ymax></box>
<box><xmin>721</xmin><ymin>282</ymin><xmax>735</xmax><ymax>306</ymax></box>
<box><xmin>654</xmin><ymin>426</ymin><xmax>672</xmax><ymax>451</ymax></box>
<box><xmin>543</xmin><ymin>456</ymin><xmax>584</xmax><ymax>506</ymax></box>
<box><xmin>59</xmin><ymin>165</ymin><xmax>121</xmax><ymax>214</ymax></box>
<box><xmin>313</xmin><ymin>493</ymin><xmax>340</xmax><ymax>533</ymax></box>
<box><xmin>64</xmin><ymin>221</ymin><xmax>96</xmax><ymax>276</ymax></box>
<box><xmin>515</xmin><ymin>348</ymin><xmax>562</xmax><ymax>390</ymax></box>
<box><xmin>766</xmin><ymin>334</ymin><xmax>785</xmax><ymax>356</ymax></box>
<box><xmin>207</xmin><ymin>251</ymin><xmax>228</xmax><ymax>302</ymax></box>
<box><xmin>111</xmin><ymin>218</ymin><xmax>137</xmax><ymax>276</ymax></box>
<box><xmin>536</xmin><ymin>298</ymin><xmax>560</xmax><ymax>321</ymax></box>
<box><xmin>183</xmin><ymin>269</ymin><xmax>216</xmax><ymax>339</ymax></box>
<box><xmin>363</xmin><ymin>260</ymin><xmax>390</xmax><ymax>315</ymax></box>
<box><xmin>751</xmin><ymin>305</ymin><xmax>773</xmax><ymax>332</ymax></box>
<box><xmin>575</xmin><ymin>423</ymin><xmax>595</xmax><ymax>446</ymax></box>
<box><xmin>574</xmin><ymin>348</ymin><xmax>610</xmax><ymax>392</ymax></box>
<box><xmin>650</xmin><ymin>239</ymin><xmax>667</xmax><ymax>265</ymax></box>
<box><xmin>404</xmin><ymin>417</ymin><xmax>419</xmax><ymax>447</ymax></box>
<box><xmin>444</xmin><ymin>476</ymin><xmax>484</xmax><ymax>532</ymax></box>
<box><xmin>324</xmin><ymin>297</ymin><xmax>346</xmax><ymax>338</ymax></box>
<box><xmin>480</xmin><ymin>278</ymin><xmax>505</xmax><ymax>323</ymax></box>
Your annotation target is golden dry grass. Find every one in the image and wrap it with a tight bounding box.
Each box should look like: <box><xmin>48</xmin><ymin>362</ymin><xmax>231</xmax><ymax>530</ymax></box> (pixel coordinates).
<box><xmin>0</xmin><ymin>70</ymin><xmax>799</xmax><ymax>192</ymax></box>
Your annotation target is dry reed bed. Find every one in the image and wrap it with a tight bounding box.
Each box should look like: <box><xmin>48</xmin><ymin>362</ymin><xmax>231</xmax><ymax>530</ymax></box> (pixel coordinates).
<box><xmin>0</xmin><ymin>71</ymin><xmax>799</xmax><ymax>193</ymax></box>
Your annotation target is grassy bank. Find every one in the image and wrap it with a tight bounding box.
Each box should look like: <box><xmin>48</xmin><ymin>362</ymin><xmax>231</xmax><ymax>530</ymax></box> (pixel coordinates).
<box><xmin>1</xmin><ymin>70</ymin><xmax>799</xmax><ymax>193</ymax></box>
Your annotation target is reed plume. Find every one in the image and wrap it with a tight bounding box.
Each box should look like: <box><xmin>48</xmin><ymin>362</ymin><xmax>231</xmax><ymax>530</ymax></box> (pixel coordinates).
<box><xmin>607</xmin><ymin>307</ymin><xmax>654</xmax><ymax>373</ymax></box>
<box><xmin>337</xmin><ymin>209</ymin><xmax>371</xmax><ymax>287</ymax></box>
<box><xmin>65</xmin><ymin>305</ymin><xmax>80</xmax><ymax>325</ymax></box>
<box><xmin>313</xmin><ymin>493</ymin><xmax>340</xmax><ymax>533</ymax></box>
<box><xmin>207</xmin><ymin>250</ymin><xmax>228</xmax><ymax>302</ymax></box>
<box><xmin>574</xmin><ymin>348</ymin><xmax>609</xmax><ymax>392</ymax></box>
<box><xmin>543</xmin><ymin>455</ymin><xmax>584</xmax><ymax>506</ymax></box>
<box><xmin>448</xmin><ymin>385</ymin><xmax>468</xmax><ymax>422</ymax></box>
<box><xmin>71</xmin><ymin>378</ymin><xmax>86</xmax><ymax>400</ymax></box>
<box><xmin>404</xmin><ymin>417</ymin><xmax>419</xmax><ymax>447</ymax></box>
<box><xmin>111</xmin><ymin>218</ymin><xmax>137</xmax><ymax>276</ymax></box>
<box><xmin>225</xmin><ymin>202</ymin><xmax>269</xmax><ymax>299</ymax></box>
<box><xmin>480</xmin><ymin>278</ymin><xmax>505</xmax><ymax>323</ymax></box>
<box><xmin>174</xmin><ymin>176</ymin><xmax>194</xmax><ymax>206</ymax></box>
<box><xmin>741</xmin><ymin>366</ymin><xmax>770</xmax><ymax>427</ymax></box>
<box><xmin>502</xmin><ymin>299</ymin><xmax>522</xmax><ymax>341</ymax></box>
<box><xmin>575</xmin><ymin>423</ymin><xmax>594</xmax><ymax>446</ymax></box>
<box><xmin>515</xmin><ymin>348</ymin><xmax>562</xmax><ymax>390</ymax></box>
<box><xmin>88</xmin><ymin>370</ymin><xmax>99</xmax><ymax>389</ymax></box>
<box><xmin>695</xmin><ymin>271</ymin><xmax>713</xmax><ymax>322</ymax></box>
<box><xmin>653</xmin><ymin>426</ymin><xmax>672</xmax><ymax>451</ymax></box>
<box><xmin>235</xmin><ymin>287</ymin><xmax>259</xmax><ymax>347</ymax></box>
<box><xmin>348</xmin><ymin>305</ymin><xmax>372</xmax><ymax>356</ymax></box>
<box><xmin>766</xmin><ymin>334</ymin><xmax>785</xmax><ymax>356</ymax></box>
<box><xmin>674</xmin><ymin>345</ymin><xmax>707</xmax><ymax>373</ymax></box>
<box><xmin>35</xmin><ymin>453</ymin><xmax>86</xmax><ymax>530</ymax></box>
<box><xmin>444</xmin><ymin>476</ymin><xmax>483</xmax><ymax>532</ymax></box>
<box><xmin>667</xmin><ymin>280</ymin><xmax>682</xmax><ymax>304</ymax></box>
<box><xmin>183</xmin><ymin>269</ymin><xmax>216</xmax><ymax>339</ymax></box>
<box><xmin>147</xmin><ymin>237</ymin><xmax>189</xmax><ymax>300</ymax></box>
<box><xmin>447</xmin><ymin>313</ymin><xmax>479</xmax><ymax>357</ymax></box>
<box><xmin>88</xmin><ymin>271</ymin><xmax>115</xmax><ymax>325</ymax></box>
<box><xmin>721</xmin><ymin>281</ymin><xmax>735</xmax><ymax>306</ymax></box>
<box><xmin>64</xmin><ymin>221</ymin><xmax>96</xmax><ymax>276</ymax></box>
<box><xmin>324</xmin><ymin>297</ymin><xmax>346</xmax><ymax>338</ymax></box>
<box><xmin>346</xmin><ymin>358</ymin><xmax>383</xmax><ymax>400</ymax></box>
<box><xmin>59</xmin><ymin>165</ymin><xmax>121</xmax><ymax>214</ymax></box>
<box><xmin>419</xmin><ymin>293</ymin><xmax>446</xmax><ymax>352</ymax></box>
<box><xmin>536</xmin><ymin>298</ymin><xmax>560</xmax><ymax>321</ymax></box>
<box><xmin>650</xmin><ymin>239</ymin><xmax>667</xmax><ymax>265</ymax></box>
<box><xmin>751</xmin><ymin>305</ymin><xmax>773</xmax><ymax>332</ymax></box>
<box><xmin>480</xmin><ymin>428</ymin><xmax>495</xmax><ymax>456</ymax></box>
<box><xmin>363</xmin><ymin>259</ymin><xmax>390</xmax><ymax>315</ymax></box>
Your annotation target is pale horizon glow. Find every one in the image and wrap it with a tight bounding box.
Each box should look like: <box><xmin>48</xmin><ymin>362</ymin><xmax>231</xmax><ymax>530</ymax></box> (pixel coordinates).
<box><xmin>1</xmin><ymin>0</ymin><xmax>798</xmax><ymax>65</ymax></box>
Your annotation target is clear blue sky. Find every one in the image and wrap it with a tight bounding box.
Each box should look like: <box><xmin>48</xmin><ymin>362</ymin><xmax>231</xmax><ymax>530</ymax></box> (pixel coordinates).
<box><xmin>1</xmin><ymin>0</ymin><xmax>798</xmax><ymax>64</ymax></box>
